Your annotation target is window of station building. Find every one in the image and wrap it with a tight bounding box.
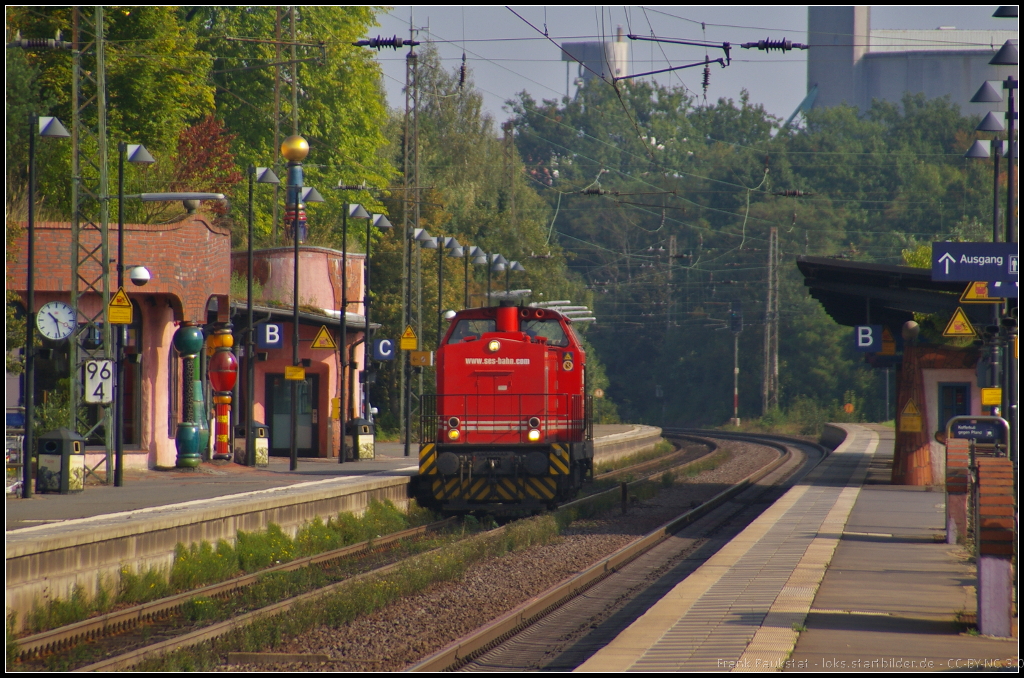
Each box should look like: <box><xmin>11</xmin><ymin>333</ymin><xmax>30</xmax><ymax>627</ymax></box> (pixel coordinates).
<box><xmin>447</xmin><ymin>319</ymin><xmax>496</xmax><ymax>343</ymax></box>
<box><xmin>522</xmin><ymin>318</ymin><xmax>569</xmax><ymax>347</ymax></box>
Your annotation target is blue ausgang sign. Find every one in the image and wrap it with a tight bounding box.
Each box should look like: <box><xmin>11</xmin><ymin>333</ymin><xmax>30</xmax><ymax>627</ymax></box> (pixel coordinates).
<box><xmin>932</xmin><ymin>242</ymin><xmax>1018</xmax><ymax>282</ymax></box>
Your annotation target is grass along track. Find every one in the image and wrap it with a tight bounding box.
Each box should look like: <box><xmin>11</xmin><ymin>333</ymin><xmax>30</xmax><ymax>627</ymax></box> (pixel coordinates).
<box><xmin>10</xmin><ymin>437</ymin><xmax>714</xmax><ymax>672</ymax></box>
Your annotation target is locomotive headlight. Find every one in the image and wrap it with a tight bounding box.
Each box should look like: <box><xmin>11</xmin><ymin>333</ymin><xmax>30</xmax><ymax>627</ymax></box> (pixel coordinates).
<box><xmin>487</xmin><ymin>339</ymin><xmax>501</xmax><ymax>352</ymax></box>
<box><xmin>528</xmin><ymin>429</ymin><xmax>541</xmax><ymax>442</ymax></box>
<box><xmin>528</xmin><ymin>417</ymin><xmax>541</xmax><ymax>428</ymax></box>
<box><xmin>448</xmin><ymin>429</ymin><xmax>461</xmax><ymax>441</ymax></box>
<box><xmin>448</xmin><ymin>417</ymin><xmax>460</xmax><ymax>428</ymax></box>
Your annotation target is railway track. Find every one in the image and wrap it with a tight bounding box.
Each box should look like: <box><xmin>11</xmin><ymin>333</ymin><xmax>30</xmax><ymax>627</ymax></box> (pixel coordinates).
<box><xmin>412</xmin><ymin>431</ymin><xmax>826</xmax><ymax>672</ymax></box>
<box><xmin>10</xmin><ymin>436</ymin><xmax>711</xmax><ymax>672</ymax></box>
<box><xmin>11</xmin><ymin>518</ymin><xmax>458</xmax><ymax>670</ymax></box>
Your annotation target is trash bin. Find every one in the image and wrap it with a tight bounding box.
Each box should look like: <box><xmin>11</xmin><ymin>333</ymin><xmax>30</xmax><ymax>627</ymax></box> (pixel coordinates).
<box><xmin>35</xmin><ymin>428</ymin><xmax>86</xmax><ymax>494</ymax></box>
<box><xmin>345</xmin><ymin>418</ymin><xmax>375</xmax><ymax>460</ymax></box>
<box><xmin>233</xmin><ymin>422</ymin><xmax>270</xmax><ymax>467</ymax></box>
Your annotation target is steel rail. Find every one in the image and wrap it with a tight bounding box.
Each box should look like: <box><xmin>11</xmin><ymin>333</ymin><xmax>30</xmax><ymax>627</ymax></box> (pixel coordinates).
<box><xmin>408</xmin><ymin>432</ymin><xmax>806</xmax><ymax>672</ymax></box>
<box><xmin>14</xmin><ymin>517</ymin><xmax>456</xmax><ymax>662</ymax></box>
<box><xmin>23</xmin><ymin>436</ymin><xmax>727</xmax><ymax>670</ymax></box>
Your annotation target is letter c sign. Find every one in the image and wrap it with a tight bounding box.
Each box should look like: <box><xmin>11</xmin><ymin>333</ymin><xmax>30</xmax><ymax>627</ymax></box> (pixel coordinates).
<box><xmin>373</xmin><ymin>338</ymin><xmax>395</xmax><ymax>361</ymax></box>
<box><xmin>854</xmin><ymin>325</ymin><xmax>882</xmax><ymax>352</ymax></box>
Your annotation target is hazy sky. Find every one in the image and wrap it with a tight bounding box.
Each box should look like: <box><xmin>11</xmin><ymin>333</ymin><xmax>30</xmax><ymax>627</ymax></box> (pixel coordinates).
<box><xmin>369</xmin><ymin>6</ymin><xmax>1015</xmax><ymax>123</ymax></box>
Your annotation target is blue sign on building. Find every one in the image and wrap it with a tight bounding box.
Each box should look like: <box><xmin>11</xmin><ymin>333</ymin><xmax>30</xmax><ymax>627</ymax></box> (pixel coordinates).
<box><xmin>372</xmin><ymin>338</ymin><xmax>395</xmax><ymax>361</ymax></box>
<box><xmin>931</xmin><ymin>242</ymin><xmax>1018</xmax><ymax>282</ymax></box>
<box><xmin>256</xmin><ymin>323</ymin><xmax>284</xmax><ymax>349</ymax></box>
<box><xmin>950</xmin><ymin>421</ymin><xmax>1001</xmax><ymax>444</ymax></box>
<box><xmin>853</xmin><ymin>325</ymin><xmax>883</xmax><ymax>352</ymax></box>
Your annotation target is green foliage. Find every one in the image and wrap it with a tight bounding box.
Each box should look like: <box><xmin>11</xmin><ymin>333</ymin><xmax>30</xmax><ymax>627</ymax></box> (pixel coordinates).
<box><xmin>236</xmin><ymin>523</ymin><xmax>296</xmax><ymax>572</ymax></box>
<box><xmin>509</xmin><ymin>81</ymin><xmax>991</xmax><ymax>427</ymax></box>
<box><xmin>368</xmin><ymin>46</ymin><xmax>608</xmax><ymax>429</ymax></box>
<box><xmin>170</xmin><ymin>540</ymin><xmax>239</xmax><ymax>591</ymax></box>
<box><xmin>181</xmin><ymin>596</ymin><xmax>222</xmax><ymax>623</ymax></box>
<box><xmin>118</xmin><ymin>565</ymin><xmax>172</xmax><ymax>605</ymax></box>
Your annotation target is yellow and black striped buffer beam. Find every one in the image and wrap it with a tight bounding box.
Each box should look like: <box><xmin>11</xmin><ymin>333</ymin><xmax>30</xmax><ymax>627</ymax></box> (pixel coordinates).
<box><xmin>419</xmin><ymin>443</ymin><xmax>437</xmax><ymax>474</ymax></box>
<box><xmin>432</xmin><ymin>476</ymin><xmax>556</xmax><ymax>501</ymax></box>
<box><xmin>549</xmin><ymin>444</ymin><xmax>570</xmax><ymax>475</ymax></box>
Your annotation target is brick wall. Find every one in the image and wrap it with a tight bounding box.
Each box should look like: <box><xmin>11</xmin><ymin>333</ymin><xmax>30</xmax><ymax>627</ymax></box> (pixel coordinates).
<box><xmin>10</xmin><ymin>214</ymin><xmax>230</xmax><ymax>322</ymax></box>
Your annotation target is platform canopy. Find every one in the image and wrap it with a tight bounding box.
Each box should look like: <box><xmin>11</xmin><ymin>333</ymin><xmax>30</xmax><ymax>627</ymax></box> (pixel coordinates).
<box><xmin>795</xmin><ymin>255</ymin><xmax>992</xmax><ymax>328</ymax></box>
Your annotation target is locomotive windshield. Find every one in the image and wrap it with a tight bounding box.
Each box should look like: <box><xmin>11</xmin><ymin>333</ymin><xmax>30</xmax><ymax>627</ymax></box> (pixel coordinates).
<box><xmin>447</xmin><ymin>318</ymin><xmax>496</xmax><ymax>343</ymax></box>
<box><xmin>522</xmin><ymin>318</ymin><xmax>569</xmax><ymax>347</ymax></box>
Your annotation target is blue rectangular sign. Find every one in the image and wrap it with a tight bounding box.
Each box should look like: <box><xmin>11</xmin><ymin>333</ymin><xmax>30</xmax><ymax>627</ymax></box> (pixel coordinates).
<box><xmin>256</xmin><ymin>323</ymin><xmax>284</xmax><ymax>349</ymax></box>
<box><xmin>932</xmin><ymin>242</ymin><xmax>1018</xmax><ymax>282</ymax></box>
<box><xmin>987</xmin><ymin>280</ymin><xmax>1019</xmax><ymax>298</ymax></box>
<box><xmin>853</xmin><ymin>325</ymin><xmax>883</xmax><ymax>352</ymax></box>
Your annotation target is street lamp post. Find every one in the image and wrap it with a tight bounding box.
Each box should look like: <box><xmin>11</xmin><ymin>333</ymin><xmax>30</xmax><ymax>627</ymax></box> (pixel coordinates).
<box><xmin>23</xmin><ymin>114</ymin><xmax>70</xmax><ymax>499</ymax></box>
<box><xmin>439</xmin><ymin>237</ymin><xmax>461</xmax><ymax>343</ymax></box>
<box><xmin>246</xmin><ymin>166</ymin><xmax>280</xmax><ymax>466</ymax></box>
<box><xmin>339</xmin><ymin>203</ymin><xmax>370</xmax><ymax>461</ymax></box>
<box><xmin>115</xmin><ymin>142</ymin><xmax>155</xmax><ymax>486</ymax></box>
<box><xmin>487</xmin><ymin>254</ymin><xmax>507</xmax><ymax>306</ymax></box>
<box><xmin>466</xmin><ymin>246</ymin><xmax>484</xmax><ymax>308</ymax></box>
<box><xmin>361</xmin><ymin>214</ymin><xmax>392</xmax><ymax>431</ymax></box>
<box><xmin>280</xmin><ymin>133</ymin><xmax>315</xmax><ymax>471</ymax></box>
<box><xmin>505</xmin><ymin>260</ymin><xmax>525</xmax><ymax>293</ymax></box>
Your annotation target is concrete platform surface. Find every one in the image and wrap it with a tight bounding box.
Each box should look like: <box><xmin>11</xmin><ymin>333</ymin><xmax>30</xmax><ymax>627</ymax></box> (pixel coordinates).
<box><xmin>576</xmin><ymin>424</ymin><xmax>1018</xmax><ymax>673</ymax></box>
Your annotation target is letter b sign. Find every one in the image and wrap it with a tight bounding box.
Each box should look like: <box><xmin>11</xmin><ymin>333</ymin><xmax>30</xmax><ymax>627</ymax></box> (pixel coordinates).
<box><xmin>257</xmin><ymin>323</ymin><xmax>284</xmax><ymax>349</ymax></box>
<box><xmin>854</xmin><ymin>325</ymin><xmax>882</xmax><ymax>352</ymax></box>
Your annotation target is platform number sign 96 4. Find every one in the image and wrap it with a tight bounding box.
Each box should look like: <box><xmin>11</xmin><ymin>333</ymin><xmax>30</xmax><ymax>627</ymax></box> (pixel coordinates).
<box><xmin>84</xmin><ymin>359</ymin><xmax>114</xmax><ymax>404</ymax></box>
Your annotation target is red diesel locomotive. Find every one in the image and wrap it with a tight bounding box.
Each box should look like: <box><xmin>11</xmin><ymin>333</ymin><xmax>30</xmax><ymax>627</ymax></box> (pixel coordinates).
<box><xmin>412</xmin><ymin>301</ymin><xmax>594</xmax><ymax>514</ymax></box>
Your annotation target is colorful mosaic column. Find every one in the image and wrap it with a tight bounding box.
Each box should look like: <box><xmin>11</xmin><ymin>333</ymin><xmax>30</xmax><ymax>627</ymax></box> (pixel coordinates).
<box><xmin>208</xmin><ymin>326</ymin><xmax>238</xmax><ymax>460</ymax></box>
<box><xmin>173</xmin><ymin>321</ymin><xmax>204</xmax><ymax>467</ymax></box>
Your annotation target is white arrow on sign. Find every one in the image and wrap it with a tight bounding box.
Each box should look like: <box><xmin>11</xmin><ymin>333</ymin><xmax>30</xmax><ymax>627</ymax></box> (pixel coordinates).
<box><xmin>938</xmin><ymin>252</ymin><xmax>956</xmax><ymax>274</ymax></box>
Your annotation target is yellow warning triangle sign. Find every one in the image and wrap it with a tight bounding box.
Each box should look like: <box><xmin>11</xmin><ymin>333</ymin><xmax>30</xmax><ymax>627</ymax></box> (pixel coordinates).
<box><xmin>942</xmin><ymin>307</ymin><xmax>976</xmax><ymax>337</ymax></box>
<box><xmin>108</xmin><ymin>287</ymin><xmax>133</xmax><ymax>324</ymax></box>
<box><xmin>400</xmin><ymin>325</ymin><xmax>418</xmax><ymax>350</ymax></box>
<box><xmin>110</xmin><ymin>287</ymin><xmax>131</xmax><ymax>307</ymax></box>
<box><xmin>310</xmin><ymin>325</ymin><xmax>337</xmax><ymax>349</ymax></box>
<box><xmin>901</xmin><ymin>399</ymin><xmax>920</xmax><ymax>416</ymax></box>
<box><xmin>960</xmin><ymin>281</ymin><xmax>1004</xmax><ymax>304</ymax></box>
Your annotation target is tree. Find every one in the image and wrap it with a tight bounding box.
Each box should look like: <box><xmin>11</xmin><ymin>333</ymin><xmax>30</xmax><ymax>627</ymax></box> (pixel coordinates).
<box><xmin>183</xmin><ymin>6</ymin><xmax>395</xmax><ymax>247</ymax></box>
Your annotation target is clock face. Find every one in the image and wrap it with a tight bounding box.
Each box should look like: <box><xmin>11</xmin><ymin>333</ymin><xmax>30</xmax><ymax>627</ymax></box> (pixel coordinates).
<box><xmin>36</xmin><ymin>301</ymin><xmax>77</xmax><ymax>341</ymax></box>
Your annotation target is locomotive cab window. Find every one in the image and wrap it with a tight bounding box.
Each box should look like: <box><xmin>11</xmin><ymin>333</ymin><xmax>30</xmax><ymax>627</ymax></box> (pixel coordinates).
<box><xmin>523</xmin><ymin>318</ymin><xmax>569</xmax><ymax>347</ymax></box>
<box><xmin>447</xmin><ymin>319</ymin><xmax>496</xmax><ymax>343</ymax></box>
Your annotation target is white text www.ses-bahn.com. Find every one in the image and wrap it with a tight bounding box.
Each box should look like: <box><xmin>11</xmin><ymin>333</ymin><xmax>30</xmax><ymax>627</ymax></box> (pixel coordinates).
<box><xmin>464</xmin><ymin>357</ymin><xmax>530</xmax><ymax>365</ymax></box>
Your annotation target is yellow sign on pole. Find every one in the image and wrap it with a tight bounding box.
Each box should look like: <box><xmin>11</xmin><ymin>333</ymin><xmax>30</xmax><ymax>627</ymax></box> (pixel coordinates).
<box><xmin>960</xmin><ymin>281</ymin><xmax>1005</xmax><ymax>304</ymax></box>
<box><xmin>331</xmin><ymin>397</ymin><xmax>341</xmax><ymax>419</ymax></box>
<box><xmin>310</xmin><ymin>325</ymin><xmax>337</xmax><ymax>349</ymax></box>
<box><xmin>880</xmin><ymin>327</ymin><xmax>896</xmax><ymax>356</ymax></box>
<box><xmin>409</xmin><ymin>350</ymin><xmax>433</xmax><ymax>366</ymax></box>
<box><xmin>284</xmin><ymin>365</ymin><xmax>306</xmax><ymax>381</ymax></box>
<box><xmin>899</xmin><ymin>399</ymin><xmax>922</xmax><ymax>433</ymax></box>
<box><xmin>942</xmin><ymin>307</ymin><xmax>976</xmax><ymax>337</ymax></box>
<box><xmin>981</xmin><ymin>388</ymin><xmax>1002</xmax><ymax>406</ymax></box>
<box><xmin>108</xmin><ymin>287</ymin><xmax>133</xmax><ymax>324</ymax></box>
<box><xmin>400</xmin><ymin>325</ymin><xmax>418</xmax><ymax>350</ymax></box>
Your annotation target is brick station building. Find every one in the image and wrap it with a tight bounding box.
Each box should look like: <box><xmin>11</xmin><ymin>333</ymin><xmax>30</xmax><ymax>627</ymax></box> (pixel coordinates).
<box><xmin>9</xmin><ymin>211</ymin><xmax>367</xmax><ymax>469</ymax></box>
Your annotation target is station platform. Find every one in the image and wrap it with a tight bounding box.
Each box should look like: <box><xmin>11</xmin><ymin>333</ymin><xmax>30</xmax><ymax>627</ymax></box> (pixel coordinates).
<box><xmin>4</xmin><ymin>424</ymin><xmax>660</xmax><ymax>632</ymax></box>
<box><xmin>577</xmin><ymin>424</ymin><xmax>1017</xmax><ymax>673</ymax></box>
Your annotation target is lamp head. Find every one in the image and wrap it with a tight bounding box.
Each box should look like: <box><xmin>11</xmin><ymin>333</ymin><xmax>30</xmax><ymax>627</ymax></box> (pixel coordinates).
<box><xmin>372</xmin><ymin>213</ymin><xmax>393</xmax><ymax>230</ymax></box>
<box><xmin>124</xmin><ymin>144</ymin><xmax>155</xmax><ymax>165</ymax></box>
<box><xmin>38</xmin><ymin>116</ymin><xmax>70</xmax><ymax>138</ymax></box>
<box><xmin>348</xmin><ymin>203</ymin><xmax>370</xmax><ymax>219</ymax></box>
<box><xmin>128</xmin><ymin>266</ymin><xmax>152</xmax><ymax>286</ymax></box>
<box><xmin>280</xmin><ymin>135</ymin><xmax>309</xmax><ymax>162</ymax></box>
<box><xmin>254</xmin><ymin>167</ymin><xmax>280</xmax><ymax>184</ymax></box>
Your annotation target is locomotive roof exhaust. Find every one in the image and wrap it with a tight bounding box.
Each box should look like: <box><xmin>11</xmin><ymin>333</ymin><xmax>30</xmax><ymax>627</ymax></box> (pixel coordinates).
<box><xmin>497</xmin><ymin>301</ymin><xmax>519</xmax><ymax>332</ymax></box>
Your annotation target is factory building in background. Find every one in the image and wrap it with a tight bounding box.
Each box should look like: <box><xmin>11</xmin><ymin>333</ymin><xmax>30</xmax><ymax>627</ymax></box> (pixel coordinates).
<box><xmin>807</xmin><ymin>6</ymin><xmax>1017</xmax><ymax>115</ymax></box>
